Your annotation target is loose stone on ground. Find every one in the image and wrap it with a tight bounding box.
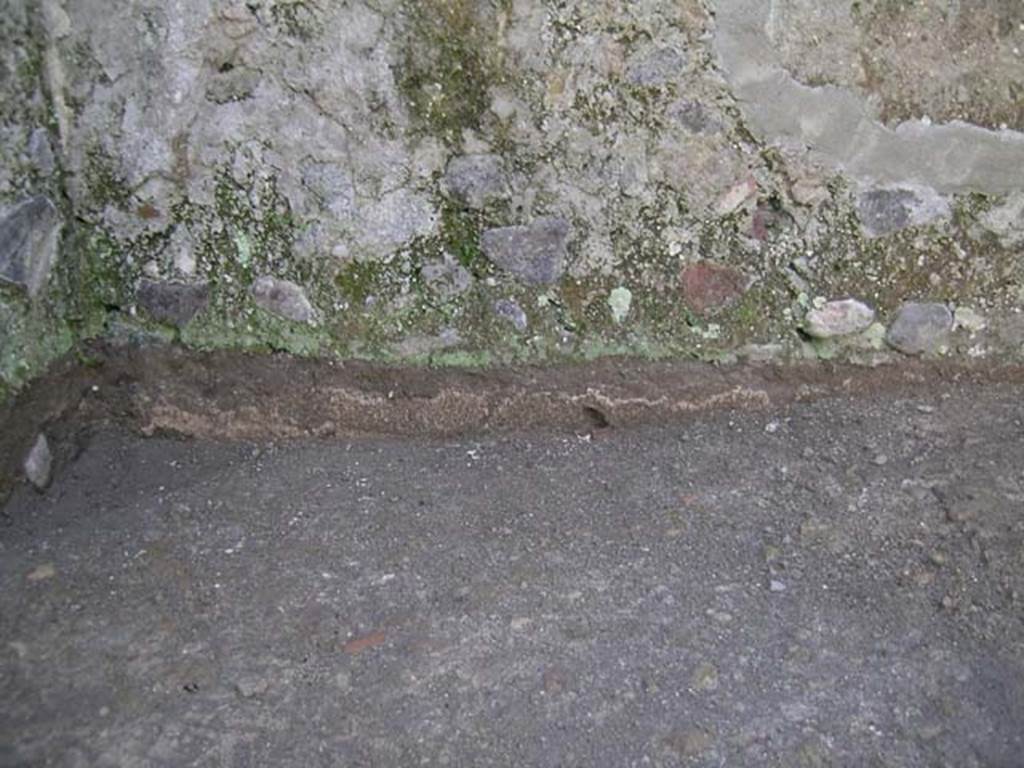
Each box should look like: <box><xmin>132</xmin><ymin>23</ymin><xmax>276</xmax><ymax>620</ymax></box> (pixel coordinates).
<box><xmin>22</xmin><ymin>433</ymin><xmax>51</xmax><ymax>491</ymax></box>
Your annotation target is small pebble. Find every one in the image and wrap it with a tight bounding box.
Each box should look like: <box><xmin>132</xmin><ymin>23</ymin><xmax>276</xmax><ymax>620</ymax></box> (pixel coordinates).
<box><xmin>27</xmin><ymin>563</ymin><xmax>56</xmax><ymax>582</ymax></box>
<box><xmin>691</xmin><ymin>662</ymin><xmax>720</xmax><ymax>692</ymax></box>
<box><xmin>769</xmin><ymin>579</ymin><xmax>787</xmax><ymax>592</ymax></box>
<box><xmin>235</xmin><ymin>677</ymin><xmax>270</xmax><ymax>699</ymax></box>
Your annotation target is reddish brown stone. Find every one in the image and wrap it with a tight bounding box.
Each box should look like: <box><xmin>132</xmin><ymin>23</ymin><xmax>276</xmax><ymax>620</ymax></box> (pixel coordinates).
<box><xmin>680</xmin><ymin>261</ymin><xmax>748</xmax><ymax>315</ymax></box>
<box><xmin>343</xmin><ymin>630</ymin><xmax>386</xmax><ymax>655</ymax></box>
<box><xmin>543</xmin><ymin>665</ymin><xmax>570</xmax><ymax>695</ymax></box>
<box><xmin>136</xmin><ymin>203</ymin><xmax>161</xmax><ymax>220</ymax></box>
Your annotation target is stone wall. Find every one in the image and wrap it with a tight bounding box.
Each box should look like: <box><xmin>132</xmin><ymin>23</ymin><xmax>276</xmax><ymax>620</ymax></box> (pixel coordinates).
<box><xmin>3</xmin><ymin>0</ymin><xmax>1024</xmax><ymax>399</ymax></box>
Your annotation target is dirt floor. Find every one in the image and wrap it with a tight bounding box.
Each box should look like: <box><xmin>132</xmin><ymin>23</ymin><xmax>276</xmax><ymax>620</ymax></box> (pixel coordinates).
<box><xmin>2</xmin><ymin>365</ymin><xmax>1023</xmax><ymax>766</ymax></box>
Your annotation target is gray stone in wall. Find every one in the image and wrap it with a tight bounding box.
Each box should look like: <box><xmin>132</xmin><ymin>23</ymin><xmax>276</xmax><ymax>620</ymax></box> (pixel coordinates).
<box><xmin>422</xmin><ymin>259</ymin><xmax>472</xmax><ymax>300</ymax></box>
<box><xmin>443</xmin><ymin>155</ymin><xmax>508</xmax><ymax>209</ymax></box>
<box><xmin>169</xmin><ymin>226</ymin><xmax>198</xmax><ymax>276</ymax></box>
<box><xmin>301</xmin><ymin>162</ymin><xmax>356</xmax><ymax>220</ymax></box>
<box><xmin>494</xmin><ymin>298</ymin><xmax>528</xmax><ymax>332</ymax></box>
<box><xmin>136</xmin><ymin>280</ymin><xmax>210</xmax><ymax>328</ymax></box>
<box><xmin>251</xmin><ymin>276</ymin><xmax>316</xmax><ymax>324</ymax></box>
<box><xmin>395</xmin><ymin>328</ymin><xmax>461</xmax><ymax>358</ymax></box>
<box><xmin>886</xmin><ymin>302</ymin><xmax>953</xmax><ymax>355</ymax></box>
<box><xmin>625</xmin><ymin>46</ymin><xmax>686</xmax><ymax>87</ymax></box>
<box><xmin>481</xmin><ymin>218</ymin><xmax>571</xmax><ymax>286</ymax></box>
<box><xmin>205</xmin><ymin>67</ymin><xmax>262</xmax><ymax>104</ymax></box>
<box><xmin>857</xmin><ymin>188</ymin><xmax>950</xmax><ymax>237</ymax></box>
<box><xmin>0</xmin><ymin>196</ymin><xmax>61</xmax><ymax>299</ymax></box>
<box><xmin>857</xmin><ymin>190</ymin><xmax>915</xmax><ymax>236</ymax></box>
<box><xmin>667</xmin><ymin>100</ymin><xmax>719</xmax><ymax>135</ymax></box>
<box><xmin>993</xmin><ymin>314</ymin><xmax>1024</xmax><ymax>351</ymax></box>
<box><xmin>28</xmin><ymin>129</ymin><xmax>55</xmax><ymax>175</ymax></box>
<box><xmin>362</xmin><ymin>189</ymin><xmax>439</xmax><ymax>252</ymax></box>
<box><xmin>979</xmin><ymin>193</ymin><xmax>1024</xmax><ymax>248</ymax></box>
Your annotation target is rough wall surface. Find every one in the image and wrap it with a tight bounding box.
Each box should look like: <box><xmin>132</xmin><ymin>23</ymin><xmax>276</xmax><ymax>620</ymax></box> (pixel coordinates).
<box><xmin>2</xmin><ymin>0</ymin><xmax>1024</xmax><ymax>399</ymax></box>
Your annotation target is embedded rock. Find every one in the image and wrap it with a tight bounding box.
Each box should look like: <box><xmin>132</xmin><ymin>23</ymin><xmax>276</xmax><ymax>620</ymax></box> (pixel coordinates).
<box><xmin>481</xmin><ymin>219</ymin><xmax>571</xmax><ymax>285</ymax></box>
<box><xmin>250</xmin><ymin>277</ymin><xmax>316</xmax><ymax>324</ymax></box>
<box><xmin>494</xmin><ymin>298</ymin><xmax>527</xmax><ymax>332</ymax></box>
<box><xmin>858</xmin><ymin>189</ymin><xmax>915</xmax><ymax>236</ymax></box>
<box><xmin>361</xmin><ymin>189</ymin><xmax>439</xmax><ymax>252</ymax></box>
<box><xmin>886</xmin><ymin>302</ymin><xmax>953</xmax><ymax>355</ymax></box>
<box><xmin>205</xmin><ymin>66</ymin><xmax>262</xmax><ymax>104</ymax></box>
<box><xmin>0</xmin><ymin>197</ymin><xmax>61</xmax><ymax>298</ymax></box>
<box><xmin>625</xmin><ymin>46</ymin><xmax>686</xmax><ymax>87</ymax></box>
<box><xmin>680</xmin><ymin>262</ymin><xmax>748</xmax><ymax>315</ymax></box>
<box><xmin>300</xmin><ymin>162</ymin><xmax>356</xmax><ymax>220</ymax></box>
<box><xmin>668</xmin><ymin>100</ymin><xmax>720</xmax><ymax>135</ymax></box>
<box><xmin>979</xmin><ymin>193</ymin><xmax>1024</xmax><ymax>249</ymax></box>
<box><xmin>443</xmin><ymin>155</ymin><xmax>508</xmax><ymax>209</ymax></box>
<box><xmin>856</xmin><ymin>188</ymin><xmax>949</xmax><ymax>237</ymax></box>
<box><xmin>804</xmin><ymin>299</ymin><xmax>875</xmax><ymax>339</ymax></box>
<box><xmin>953</xmin><ymin>307</ymin><xmax>987</xmax><ymax>334</ymax></box>
<box><xmin>608</xmin><ymin>287</ymin><xmax>632</xmax><ymax>324</ymax></box>
<box><xmin>716</xmin><ymin>178</ymin><xmax>758</xmax><ymax>216</ymax></box>
<box><xmin>993</xmin><ymin>314</ymin><xmax>1024</xmax><ymax>351</ymax></box>
<box><xmin>422</xmin><ymin>259</ymin><xmax>472</xmax><ymax>300</ymax></box>
<box><xmin>136</xmin><ymin>280</ymin><xmax>210</xmax><ymax>328</ymax></box>
<box><xmin>28</xmin><ymin>129</ymin><xmax>55</xmax><ymax>174</ymax></box>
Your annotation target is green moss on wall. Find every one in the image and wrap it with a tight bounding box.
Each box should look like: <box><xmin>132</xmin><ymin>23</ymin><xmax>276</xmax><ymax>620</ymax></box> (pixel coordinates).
<box><xmin>269</xmin><ymin>1</ymin><xmax>322</xmax><ymax>41</ymax></box>
<box><xmin>0</xmin><ymin>293</ymin><xmax>74</xmax><ymax>393</ymax></box>
<box><xmin>397</xmin><ymin>0</ymin><xmax>506</xmax><ymax>145</ymax></box>
<box><xmin>83</xmin><ymin>148</ymin><xmax>132</xmax><ymax>210</ymax></box>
